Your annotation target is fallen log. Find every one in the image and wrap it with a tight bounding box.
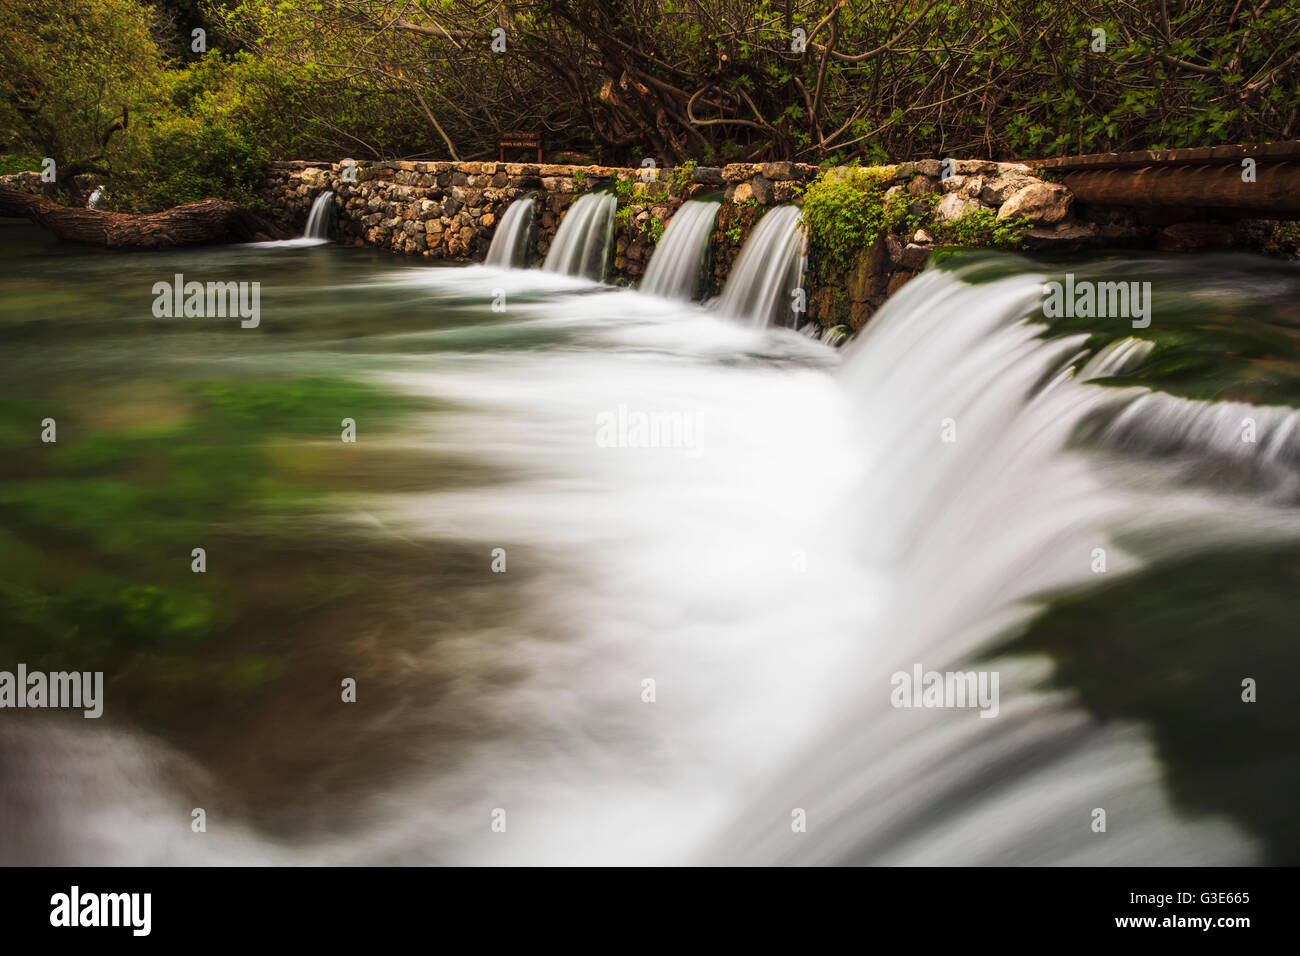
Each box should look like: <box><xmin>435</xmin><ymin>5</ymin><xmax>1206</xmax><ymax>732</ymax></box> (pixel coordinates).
<box><xmin>0</xmin><ymin>187</ymin><xmax>291</xmax><ymax>248</ymax></box>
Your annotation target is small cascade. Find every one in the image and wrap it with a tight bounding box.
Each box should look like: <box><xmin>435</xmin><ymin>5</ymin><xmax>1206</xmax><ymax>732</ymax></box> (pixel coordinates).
<box><xmin>485</xmin><ymin>197</ymin><xmax>536</xmax><ymax>268</ymax></box>
<box><xmin>639</xmin><ymin>200</ymin><xmax>720</xmax><ymax>300</ymax></box>
<box><xmin>542</xmin><ymin>192</ymin><xmax>616</xmax><ymax>281</ymax></box>
<box><xmin>714</xmin><ymin>205</ymin><xmax>805</xmax><ymax>328</ymax></box>
<box><xmin>303</xmin><ymin>191</ymin><xmax>335</xmax><ymax>240</ymax></box>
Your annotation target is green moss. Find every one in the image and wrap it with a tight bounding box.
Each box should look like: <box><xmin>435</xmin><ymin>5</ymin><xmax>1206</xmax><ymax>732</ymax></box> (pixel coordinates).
<box><xmin>934</xmin><ymin>207</ymin><xmax>1033</xmax><ymax>249</ymax></box>
<box><xmin>800</xmin><ymin>167</ymin><xmax>895</xmax><ymax>276</ymax></box>
<box><xmin>671</xmin><ymin>160</ymin><xmax>697</xmax><ymax>194</ymax></box>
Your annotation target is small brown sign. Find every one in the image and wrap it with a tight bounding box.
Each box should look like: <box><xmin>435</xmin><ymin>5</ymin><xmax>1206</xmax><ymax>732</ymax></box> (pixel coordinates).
<box><xmin>498</xmin><ymin>131</ymin><xmax>543</xmax><ymax>162</ymax></box>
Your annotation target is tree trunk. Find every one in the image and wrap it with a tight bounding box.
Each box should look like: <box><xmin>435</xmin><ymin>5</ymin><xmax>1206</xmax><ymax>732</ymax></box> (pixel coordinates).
<box><xmin>0</xmin><ymin>188</ymin><xmax>290</xmax><ymax>249</ymax></box>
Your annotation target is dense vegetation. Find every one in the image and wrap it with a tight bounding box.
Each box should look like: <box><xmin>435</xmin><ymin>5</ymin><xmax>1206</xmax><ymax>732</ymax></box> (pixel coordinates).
<box><xmin>1</xmin><ymin>1</ymin><xmax>1298</xmax><ymax>210</ymax></box>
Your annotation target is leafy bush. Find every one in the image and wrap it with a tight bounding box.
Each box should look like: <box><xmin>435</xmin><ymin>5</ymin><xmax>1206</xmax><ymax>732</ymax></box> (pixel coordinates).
<box><xmin>800</xmin><ymin>168</ymin><xmax>894</xmax><ymax>275</ymax></box>
<box><xmin>934</xmin><ymin>208</ymin><xmax>1033</xmax><ymax>250</ymax></box>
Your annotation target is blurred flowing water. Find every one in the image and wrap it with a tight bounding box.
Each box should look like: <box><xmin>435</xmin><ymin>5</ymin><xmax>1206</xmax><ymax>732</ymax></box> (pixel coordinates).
<box><xmin>0</xmin><ymin>218</ymin><xmax>1297</xmax><ymax>865</ymax></box>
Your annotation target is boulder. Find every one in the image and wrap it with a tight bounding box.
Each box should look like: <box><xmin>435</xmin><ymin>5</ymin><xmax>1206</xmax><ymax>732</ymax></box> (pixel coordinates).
<box><xmin>979</xmin><ymin>174</ymin><xmax>1035</xmax><ymax>206</ymax></box>
<box><xmin>748</xmin><ymin>175</ymin><xmax>774</xmax><ymax>204</ymax></box>
<box><xmin>933</xmin><ymin>193</ymin><xmax>981</xmax><ymax>225</ymax></box>
<box><xmin>997</xmin><ymin>182</ymin><xmax>1072</xmax><ymax>224</ymax></box>
<box><xmin>901</xmin><ymin>243</ymin><xmax>931</xmax><ymax>269</ymax></box>
<box><xmin>760</xmin><ymin>161</ymin><xmax>795</xmax><ymax>181</ymax></box>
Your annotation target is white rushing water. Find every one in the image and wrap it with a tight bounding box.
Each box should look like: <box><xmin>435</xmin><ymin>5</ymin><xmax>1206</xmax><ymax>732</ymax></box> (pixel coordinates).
<box><xmin>485</xmin><ymin>197</ymin><xmax>536</xmax><ymax>268</ymax></box>
<box><xmin>639</xmin><ymin>200</ymin><xmax>720</xmax><ymax>300</ymax></box>
<box><xmin>714</xmin><ymin>204</ymin><xmax>806</xmax><ymax>328</ymax></box>
<box><xmin>303</xmin><ymin>191</ymin><xmax>335</xmax><ymax>240</ymax></box>
<box><xmin>542</xmin><ymin>192</ymin><xmax>617</xmax><ymax>280</ymax></box>
<box><xmin>13</xmin><ymin>252</ymin><xmax>1298</xmax><ymax>866</ymax></box>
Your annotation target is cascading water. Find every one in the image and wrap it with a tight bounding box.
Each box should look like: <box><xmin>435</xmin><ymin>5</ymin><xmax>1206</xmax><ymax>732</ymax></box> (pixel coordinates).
<box><xmin>714</xmin><ymin>204</ymin><xmax>805</xmax><ymax>328</ymax></box>
<box><xmin>542</xmin><ymin>192</ymin><xmax>616</xmax><ymax>280</ymax></box>
<box><xmin>639</xmin><ymin>200</ymin><xmax>720</xmax><ymax>300</ymax></box>
<box><xmin>303</xmin><ymin>191</ymin><xmax>335</xmax><ymax>240</ymax></box>
<box><xmin>485</xmin><ymin>197</ymin><xmax>536</xmax><ymax>268</ymax></box>
<box><xmin>5</xmin><ymin>222</ymin><xmax>1299</xmax><ymax>866</ymax></box>
<box><xmin>703</xmin><ymin>258</ymin><xmax>1300</xmax><ymax>865</ymax></box>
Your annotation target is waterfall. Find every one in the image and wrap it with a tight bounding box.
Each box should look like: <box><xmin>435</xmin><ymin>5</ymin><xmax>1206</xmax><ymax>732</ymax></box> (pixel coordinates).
<box><xmin>542</xmin><ymin>192</ymin><xmax>616</xmax><ymax>280</ymax></box>
<box><xmin>714</xmin><ymin>204</ymin><xmax>805</xmax><ymax>328</ymax></box>
<box><xmin>303</xmin><ymin>191</ymin><xmax>335</xmax><ymax>240</ymax></box>
<box><xmin>701</xmin><ymin>258</ymin><xmax>1300</xmax><ymax>865</ymax></box>
<box><xmin>485</xmin><ymin>197</ymin><xmax>536</xmax><ymax>268</ymax></box>
<box><xmin>639</xmin><ymin>200</ymin><xmax>720</xmax><ymax>300</ymax></box>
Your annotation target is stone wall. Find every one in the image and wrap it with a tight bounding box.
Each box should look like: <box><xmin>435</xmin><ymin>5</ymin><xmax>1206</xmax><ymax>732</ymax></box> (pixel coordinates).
<box><xmin>11</xmin><ymin>157</ymin><xmax>1283</xmax><ymax>335</ymax></box>
<box><xmin>257</xmin><ymin>159</ymin><xmax>1084</xmax><ymax>329</ymax></box>
<box><xmin>260</xmin><ymin>160</ymin><xmax>824</xmax><ymax>283</ymax></box>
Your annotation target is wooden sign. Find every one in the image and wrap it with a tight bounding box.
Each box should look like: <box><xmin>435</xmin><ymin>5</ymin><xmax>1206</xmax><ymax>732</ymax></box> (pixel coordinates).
<box><xmin>498</xmin><ymin>131</ymin><xmax>543</xmax><ymax>162</ymax></box>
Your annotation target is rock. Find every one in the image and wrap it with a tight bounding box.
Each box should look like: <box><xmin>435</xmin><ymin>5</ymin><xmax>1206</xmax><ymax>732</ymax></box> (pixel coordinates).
<box><xmin>722</xmin><ymin>163</ymin><xmax>759</xmax><ymax>182</ymax></box>
<box><xmin>301</xmin><ymin>167</ymin><xmax>328</xmax><ymax>188</ymax></box>
<box><xmin>847</xmin><ymin>238</ymin><xmax>889</xmax><ymax>302</ymax></box>
<box><xmin>913</xmin><ymin>228</ymin><xmax>934</xmax><ymax>244</ymax></box>
<box><xmin>940</xmin><ymin>175</ymin><xmax>968</xmax><ymax>195</ymax></box>
<box><xmin>848</xmin><ymin>300</ymin><xmax>875</xmax><ymax>330</ymax></box>
<box><xmin>885</xmin><ymin>233</ymin><xmax>905</xmax><ymax>264</ymax></box>
<box><xmin>693</xmin><ymin>166</ymin><xmax>725</xmax><ymax>185</ymax></box>
<box><xmin>481</xmin><ymin>213</ymin><xmax>495</xmax><ymax>227</ymax></box>
<box><xmin>979</xmin><ymin>174</ymin><xmax>1035</xmax><ymax>205</ymax></box>
<box><xmin>959</xmin><ymin>176</ymin><xmax>987</xmax><ymax>200</ymax></box>
<box><xmin>997</xmin><ymin>182</ymin><xmax>1072</xmax><ymax>224</ymax></box>
<box><xmin>933</xmin><ymin>193</ymin><xmax>980</xmax><ymax>225</ymax></box>
<box><xmin>953</xmin><ymin>159</ymin><xmax>999</xmax><ymax>176</ymax></box>
<box><xmin>761</xmin><ymin>161</ymin><xmax>794</xmax><ymax>181</ymax></box>
<box><xmin>886</xmin><ymin>272</ymin><xmax>913</xmax><ymax>295</ymax></box>
<box><xmin>748</xmin><ymin>175</ymin><xmax>774</xmax><ymax>204</ymax></box>
<box><xmin>901</xmin><ymin>243</ymin><xmax>931</xmax><ymax>269</ymax></box>
<box><xmin>730</xmin><ymin>182</ymin><xmax>754</xmax><ymax>204</ymax></box>
<box><xmin>913</xmin><ymin>159</ymin><xmax>944</xmax><ymax>178</ymax></box>
<box><xmin>1023</xmin><ymin>221</ymin><xmax>1101</xmax><ymax>250</ymax></box>
<box><xmin>906</xmin><ymin>176</ymin><xmax>937</xmax><ymax>197</ymax></box>
<box><xmin>884</xmin><ymin>185</ymin><xmax>905</xmax><ymax>204</ymax></box>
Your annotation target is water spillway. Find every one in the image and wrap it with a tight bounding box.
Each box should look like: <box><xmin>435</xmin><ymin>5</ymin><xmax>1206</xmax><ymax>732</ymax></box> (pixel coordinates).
<box><xmin>485</xmin><ymin>197</ymin><xmax>536</xmax><ymax>268</ymax></box>
<box><xmin>303</xmin><ymin>191</ymin><xmax>335</xmax><ymax>240</ymax></box>
<box><xmin>639</xmin><ymin>200</ymin><xmax>720</xmax><ymax>300</ymax></box>
<box><xmin>541</xmin><ymin>192</ymin><xmax>616</xmax><ymax>280</ymax></box>
<box><xmin>714</xmin><ymin>204</ymin><xmax>805</xmax><ymax>328</ymax></box>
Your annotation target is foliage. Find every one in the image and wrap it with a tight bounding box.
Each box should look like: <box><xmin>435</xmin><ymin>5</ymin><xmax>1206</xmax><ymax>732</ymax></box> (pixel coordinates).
<box><xmin>207</xmin><ymin>1</ymin><xmax>1300</xmax><ymax>166</ymax></box>
<box><xmin>671</xmin><ymin>160</ymin><xmax>697</xmax><ymax>193</ymax></box>
<box><xmin>800</xmin><ymin>167</ymin><xmax>895</xmax><ymax>275</ymax></box>
<box><xmin>0</xmin><ymin>153</ymin><xmax>40</xmax><ymax>174</ymax></box>
<box><xmin>4</xmin><ymin>1</ymin><xmax>1298</xmax><ymax>206</ymax></box>
<box><xmin>0</xmin><ymin>0</ymin><xmax>163</xmax><ymax>180</ymax></box>
<box><xmin>109</xmin><ymin>61</ymin><xmax>270</xmax><ymax>210</ymax></box>
<box><xmin>934</xmin><ymin>208</ymin><xmax>1033</xmax><ymax>249</ymax></box>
